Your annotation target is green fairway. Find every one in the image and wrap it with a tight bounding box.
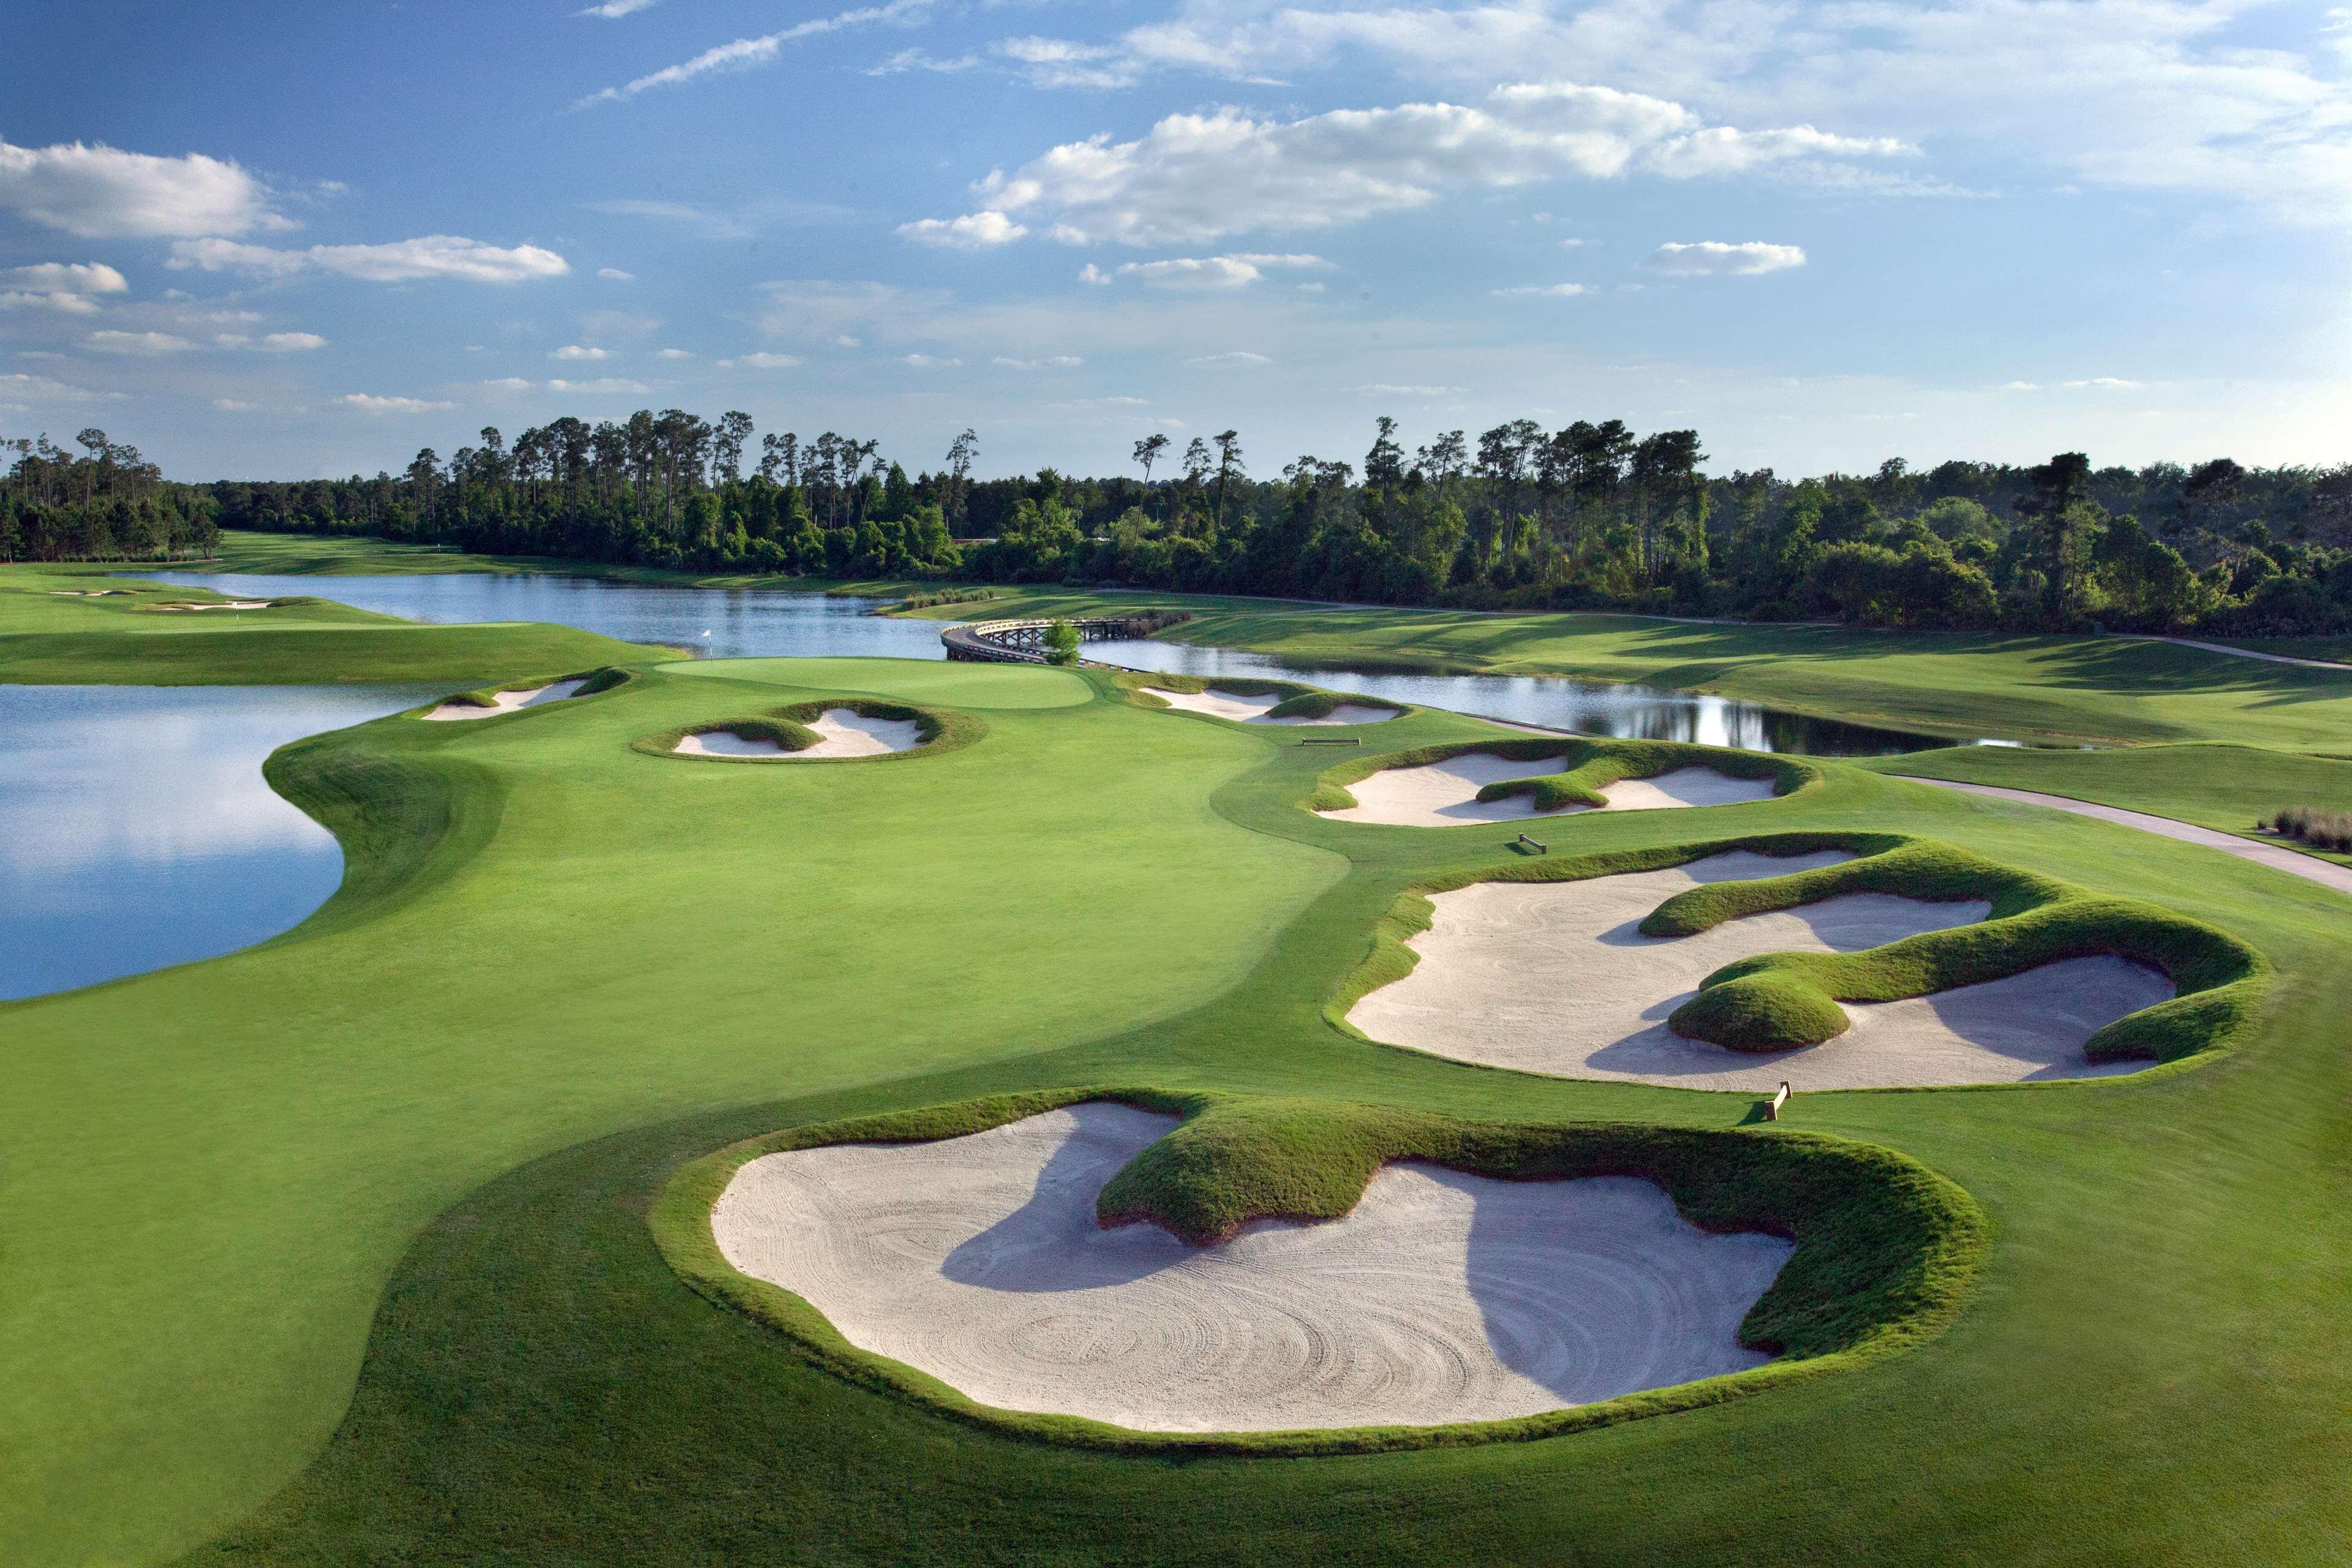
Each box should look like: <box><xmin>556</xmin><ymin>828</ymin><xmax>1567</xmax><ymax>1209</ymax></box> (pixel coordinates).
<box><xmin>0</xmin><ymin>564</ymin><xmax>657</xmax><ymax>684</ymax></box>
<box><xmin>0</xmin><ymin>647</ymin><xmax>2345</xmax><ymax>1566</ymax></box>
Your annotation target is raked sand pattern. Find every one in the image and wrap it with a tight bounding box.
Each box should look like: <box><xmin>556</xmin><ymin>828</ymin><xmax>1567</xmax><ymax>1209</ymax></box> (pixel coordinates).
<box><xmin>675</xmin><ymin>708</ymin><xmax>922</xmax><ymax>758</ymax></box>
<box><xmin>1144</xmin><ymin>687</ymin><xmax>1398</xmax><ymax>725</ymax></box>
<box><xmin>1321</xmin><ymin>755</ymin><xmax>1777</xmax><ymax>827</ymax></box>
<box><xmin>1349</xmin><ymin>850</ymin><xmax>2176</xmax><ymax>1090</ymax></box>
<box><xmin>422</xmin><ymin>678</ymin><xmax>589</xmax><ymax>722</ymax></box>
<box><xmin>712</xmin><ymin>1102</ymin><xmax>1793</xmax><ymax>1433</ymax></box>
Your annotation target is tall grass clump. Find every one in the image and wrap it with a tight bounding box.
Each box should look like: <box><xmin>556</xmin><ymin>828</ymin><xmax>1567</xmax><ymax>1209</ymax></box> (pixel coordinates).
<box><xmin>2263</xmin><ymin>804</ymin><xmax>2352</xmax><ymax>852</ymax></box>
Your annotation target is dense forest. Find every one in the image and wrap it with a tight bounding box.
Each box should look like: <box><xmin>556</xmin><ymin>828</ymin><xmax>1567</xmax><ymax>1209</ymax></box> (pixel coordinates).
<box><xmin>1</xmin><ymin>430</ymin><xmax>219</xmax><ymax>562</ymax></box>
<box><xmin>13</xmin><ymin>408</ymin><xmax>2352</xmax><ymax>638</ymax></box>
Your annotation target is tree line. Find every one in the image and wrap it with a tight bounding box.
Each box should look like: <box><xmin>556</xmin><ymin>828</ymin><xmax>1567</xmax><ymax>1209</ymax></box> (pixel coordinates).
<box><xmin>22</xmin><ymin>404</ymin><xmax>2352</xmax><ymax>638</ymax></box>
<box><xmin>1</xmin><ymin>429</ymin><xmax>219</xmax><ymax>562</ymax></box>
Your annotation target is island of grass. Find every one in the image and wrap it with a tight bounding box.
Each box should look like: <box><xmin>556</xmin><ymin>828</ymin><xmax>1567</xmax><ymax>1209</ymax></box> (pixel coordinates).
<box><xmin>1341</xmin><ymin>831</ymin><xmax>2262</xmax><ymax>1090</ymax></box>
<box><xmin>657</xmin><ymin>1088</ymin><xmax>1985</xmax><ymax>1449</ymax></box>
<box><xmin>1121</xmin><ymin>671</ymin><xmax>1406</xmax><ymax>726</ymax></box>
<box><xmin>636</xmin><ymin>697</ymin><xmax>981</xmax><ymax>763</ymax></box>
<box><xmin>1313</xmin><ymin>736</ymin><xmax>1809</xmax><ymax>827</ymax></box>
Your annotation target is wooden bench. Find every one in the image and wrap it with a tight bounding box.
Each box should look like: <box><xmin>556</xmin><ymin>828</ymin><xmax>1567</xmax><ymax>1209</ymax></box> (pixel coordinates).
<box><xmin>1300</xmin><ymin>737</ymin><xmax>1360</xmax><ymax>745</ymax></box>
<box><xmin>1517</xmin><ymin>833</ymin><xmax>1548</xmax><ymax>854</ymax></box>
<box><xmin>1763</xmin><ymin>1081</ymin><xmax>1792</xmax><ymax>1121</ymax></box>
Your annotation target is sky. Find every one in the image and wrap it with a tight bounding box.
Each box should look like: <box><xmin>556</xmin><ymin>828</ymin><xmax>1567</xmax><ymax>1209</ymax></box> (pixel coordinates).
<box><xmin>2</xmin><ymin>0</ymin><xmax>2350</xmax><ymax>483</ymax></box>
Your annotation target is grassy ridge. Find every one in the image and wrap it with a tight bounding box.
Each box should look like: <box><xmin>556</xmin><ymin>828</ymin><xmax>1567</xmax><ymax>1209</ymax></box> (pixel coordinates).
<box><xmin>1310</xmin><ymin>735</ymin><xmax>1815</xmax><ymax>814</ymax></box>
<box><xmin>654</xmin><ymin>1088</ymin><xmax>1988</xmax><ymax>1455</ymax></box>
<box><xmin>0</xmin><ymin>563</ymin><xmax>659</xmax><ymax>685</ymax></box>
<box><xmin>628</xmin><ymin>696</ymin><xmax>983</xmax><ymax>763</ymax></box>
<box><xmin>1117</xmin><ymin>669</ymin><xmax>1408</xmax><ymax>722</ymax></box>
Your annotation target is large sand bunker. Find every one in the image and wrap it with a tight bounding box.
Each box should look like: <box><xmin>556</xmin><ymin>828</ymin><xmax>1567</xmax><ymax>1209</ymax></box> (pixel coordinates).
<box><xmin>1349</xmin><ymin>850</ymin><xmax>2176</xmax><ymax>1089</ymax></box>
<box><xmin>156</xmin><ymin>600</ymin><xmax>273</xmax><ymax>612</ymax></box>
<box><xmin>675</xmin><ymin>707</ymin><xmax>922</xmax><ymax>759</ymax></box>
<box><xmin>1144</xmin><ymin>687</ymin><xmax>1398</xmax><ymax>726</ymax></box>
<box><xmin>712</xmin><ymin>1103</ymin><xmax>1792</xmax><ymax>1433</ymax></box>
<box><xmin>421</xmin><ymin>678</ymin><xmax>588</xmax><ymax>722</ymax></box>
<box><xmin>1322</xmin><ymin>755</ymin><xmax>1776</xmax><ymax>827</ymax></box>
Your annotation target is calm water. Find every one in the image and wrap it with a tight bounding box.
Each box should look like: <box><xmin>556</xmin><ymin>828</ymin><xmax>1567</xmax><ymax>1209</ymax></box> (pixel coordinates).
<box><xmin>146</xmin><ymin>570</ymin><xmax>1962</xmax><ymax>753</ymax></box>
<box><xmin>144</xmin><ymin>571</ymin><xmax>949</xmax><ymax>661</ymax></box>
<box><xmin>1092</xmin><ymin>640</ymin><xmax>1956</xmax><ymax>755</ymax></box>
<box><xmin>0</xmin><ymin>685</ymin><xmax>432</xmax><ymax>1000</ymax></box>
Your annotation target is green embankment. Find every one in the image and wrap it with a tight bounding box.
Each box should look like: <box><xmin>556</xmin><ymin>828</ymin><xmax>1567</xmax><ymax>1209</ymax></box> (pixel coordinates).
<box><xmin>0</xmin><ymin>564</ymin><xmax>657</xmax><ymax>684</ymax></box>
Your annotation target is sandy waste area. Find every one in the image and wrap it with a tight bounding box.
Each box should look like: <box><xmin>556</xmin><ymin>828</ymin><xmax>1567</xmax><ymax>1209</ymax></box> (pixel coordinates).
<box><xmin>1321</xmin><ymin>755</ymin><xmax>1777</xmax><ymax>827</ymax></box>
<box><xmin>675</xmin><ymin>707</ymin><xmax>922</xmax><ymax>758</ymax></box>
<box><xmin>1144</xmin><ymin>687</ymin><xmax>1398</xmax><ymax>726</ymax></box>
<box><xmin>421</xmin><ymin>678</ymin><xmax>589</xmax><ymax>722</ymax></box>
<box><xmin>712</xmin><ymin>1102</ymin><xmax>1792</xmax><ymax>1433</ymax></box>
<box><xmin>1349</xmin><ymin>850</ymin><xmax>2177</xmax><ymax>1090</ymax></box>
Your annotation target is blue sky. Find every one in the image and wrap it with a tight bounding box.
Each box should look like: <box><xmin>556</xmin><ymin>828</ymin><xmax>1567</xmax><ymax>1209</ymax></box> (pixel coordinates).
<box><xmin>2</xmin><ymin>0</ymin><xmax>2348</xmax><ymax>481</ymax></box>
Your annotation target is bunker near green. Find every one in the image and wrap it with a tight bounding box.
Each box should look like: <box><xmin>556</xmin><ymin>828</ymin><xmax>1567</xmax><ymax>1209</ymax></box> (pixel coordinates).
<box><xmin>707</xmin><ymin>1102</ymin><xmax>1793</xmax><ymax>1433</ymax></box>
<box><xmin>1321</xmin><ymin>753</ymin><xmax>1777</xmax><ymax>827</ymax></box>
<box><xmin>1349</xmin><ymin>851</ymin><xmax>2177</xmax><ymax>1090</ymax></box>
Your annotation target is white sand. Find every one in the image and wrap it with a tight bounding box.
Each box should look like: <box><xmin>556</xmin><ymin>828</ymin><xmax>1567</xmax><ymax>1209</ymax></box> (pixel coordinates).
<box><xmin>674</xmin><ymin>707</ymin><xmax>922</xmax><ymax>759</ymax></box>
<box><xmin>420</xmin><ymin>678</ymin><xmax>589</xmax><ymax>722</ymax></box>
<box><xmin>50</xmin><ymin>589</ymin><xmax>126</xmax><ymax>597</ymax></box>
<box><xmin>713</xmin><ymin>1103</ymin><xmax>1791</xmax><ymax>1433</ymax></box>
<box><xmin>161</xmin><ymin>600</ymin><xmax>273</xmax><ymax>611</ymax></box>
<box><xmin>1320</xmin><ymin>755</ymin><xmax>1776</xmax><ymax>827</ymax></box>
<box><xmin>1349</xmin><ymin>850</ymin><xmax>2176</xmax><ymax>1089</ymax></box>
<box><xmin>1144</xmin><ymin>687</ymin><xmax>1398</xmax><ymax>726</ymax></box>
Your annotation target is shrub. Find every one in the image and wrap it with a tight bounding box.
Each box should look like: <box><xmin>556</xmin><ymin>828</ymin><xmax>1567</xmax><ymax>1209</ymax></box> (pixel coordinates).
<box><xmin>2263</xmin><ymin>804</ymin><xmax>2352</xmax><ymax>853</ymax></box>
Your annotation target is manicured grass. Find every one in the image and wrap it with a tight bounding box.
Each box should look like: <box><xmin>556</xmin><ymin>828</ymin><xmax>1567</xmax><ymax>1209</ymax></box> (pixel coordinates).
<box><xmin>652</xmin><ymin>1088</ymin><xmax>1985</xmax><ymax>1455</ymax></box>
<box><xmin>1861</xmin><ymin>743</ymin><xmax>2352</xmax><ymax>867</ymax></box>
<box><xmin>630</xmin><ymin>696</ymin><xmax>982</xmax><ymax>763</ymax></box>
<box><xmin>1311</xmin><ymin>734</ymin><xmax>1813</xmax><ymax>814</ymax></box>
<box><xmin>9</xmin><ymin>612</ymin><xmax>2352</xmax><ymax>1565</ymax></box>
<box><xmin>0</xmin><ymin>564</ymin><xmax>658</xmax><ymax>685</ymax></box>
<box><xmin>893</xmin><ymin>588</ymin><xmax>2352</xmax><ymax>750</ymax></box>
<box><xmin>1116</xmin><ymin>668</ymin><xmax>1408</xmax><ymax>721</ymax></box>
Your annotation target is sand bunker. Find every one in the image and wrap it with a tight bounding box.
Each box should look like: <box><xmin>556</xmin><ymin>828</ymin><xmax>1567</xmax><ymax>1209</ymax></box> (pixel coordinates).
<box><xmin>713</xmin><ymin>1104</ymin><xmax>1790</xmax><ymax>1432</ymax></box>
<box><xmin>1145</xmin><ymin>687</ymin><xmax>1398</xmax><ymax>726</ymax></box>
<box><xmin>674</xmin><ymin>707</ymin><xmax>922</xmax><ymax>759</ymax></box>
<box><xmin>421</xmin><ymin>678</ymin><xmax>589</xmax><ymax>722</ymax></box>
<box><xmin>1321</xmin><ymin>755</ymin><xmax>1776</xmax><ymax>827</ymax></box>
<box><xmin>159</xmin><ymin>600</ymin><xmax>273</xmax><ymax>612</ymax></box>
<box><xmin>50</xmin><ymin>589</ymin><xmax>126</xmax><ymax>597</ymax></box>
<box><xmin>1349</xmin><ymin>850</ymin><xmax>2176</xmax><ymax>1090</ymax></box>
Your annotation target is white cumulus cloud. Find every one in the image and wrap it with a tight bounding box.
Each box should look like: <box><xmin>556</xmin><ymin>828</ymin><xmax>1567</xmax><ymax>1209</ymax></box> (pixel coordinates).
<box><xmin>1643</xmin><ymin>241</ymin><xmax>1807</xmax><ymax>276</ymax></box>
<box><xmin>1491</xmin><ymin>282</ymin><xmax>1590</xmax><ymax>297</ymax></box>
<box><xmin>0</xmin><ymin>138</ymin><xmax>282</xmax><ymax>238</ymax></box>
<box><xmin>913</xmin><ymin>83</ymin><xmax>1909</xmax><ymax>247</ymax></box>
<box><xmin>340</xmin><ymin>393</ymin><xmax>454</xmax><ymax>413</ymax></box>
<box><xmin>1185</xmin><ymin>350</ymin><xmax>1273</xmax><ymax>367</ymax></box>
<box><xmin>897</xmin><ymin>211</ymin><xmax>1028</xmax><ymax>248</ymax></box>
<box><xmin>551</xmin><ymin>344</ymin><xmax>611</xmax><ymax>360</ymax></box>
<box><xmin>168</xmin><ymin>235</ymin><xmax>570</xmax><ymax>283</ymax></box>
<box><xmin>1</xmin><ymin>261</ymin><xmax>130</xmax><ymax>314</ymax></box>
<box><xmin>993</xmin><ymin>354</ymin><xmax>1084</xmax><ymax>369</ymax></box>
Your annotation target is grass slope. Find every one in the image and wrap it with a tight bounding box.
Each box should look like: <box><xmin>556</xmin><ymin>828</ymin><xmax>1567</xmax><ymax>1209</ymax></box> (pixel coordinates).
<box><xmin>0</xmin><ymin>564</ymin><xmax>657</xmax><ymax>684</ymax></box>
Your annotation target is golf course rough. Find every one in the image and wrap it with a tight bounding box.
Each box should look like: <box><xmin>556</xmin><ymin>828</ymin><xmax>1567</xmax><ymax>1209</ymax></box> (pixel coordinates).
<box><xmin>1333</xmin><ymin>832</ymin><xmax>2266</xmax><ymax>1087</ymax></box>
<box><xmin>654</xmin><ymin>1089</ymin><xmax>1990</xmax><ymax>1455</ymax></box>
<box><xmin>1310</xmin><ymin>737</ymin><xmax>1812</xmax><ymax>826</ymax></box>
<box><xmin>632</xmin><ymin>697</ymin><xmax>983</xmax><ymax>763</ymax></box>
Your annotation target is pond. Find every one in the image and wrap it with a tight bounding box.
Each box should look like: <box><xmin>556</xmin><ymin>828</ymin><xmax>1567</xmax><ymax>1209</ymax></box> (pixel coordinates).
<box><xmin>0</xmin><ymin>684</ymin><xmax>434</xmax><ymax>1000</ymax></box>
<box><xmin>147</xmin><ymin>571</ymin><xmax>1966</xmax><ymax>754</ymax></box>
<box><xmin>143</xmin><ymin>571</ymin><xmax>947</xmax><ymax>662</ymax></box>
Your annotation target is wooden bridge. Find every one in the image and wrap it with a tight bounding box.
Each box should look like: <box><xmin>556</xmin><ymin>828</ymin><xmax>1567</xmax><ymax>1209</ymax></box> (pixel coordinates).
<box><xmin>941</xmin><ymin>615</ymin><xmax>1177</xmax><ymax>665</ymax></box>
